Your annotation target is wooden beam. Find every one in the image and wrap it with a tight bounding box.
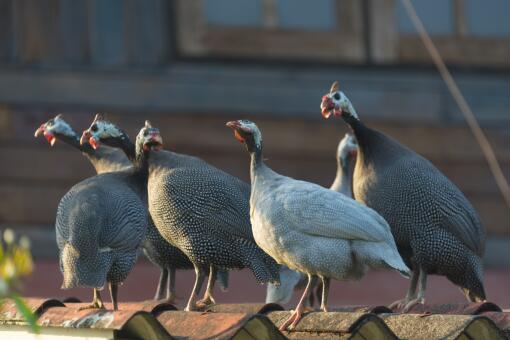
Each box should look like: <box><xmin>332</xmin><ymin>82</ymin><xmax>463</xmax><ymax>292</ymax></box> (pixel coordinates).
<box><xmin>1</xmin><ymin>63</ymin><xmax>509</xmax><ymax>122</ymax></box>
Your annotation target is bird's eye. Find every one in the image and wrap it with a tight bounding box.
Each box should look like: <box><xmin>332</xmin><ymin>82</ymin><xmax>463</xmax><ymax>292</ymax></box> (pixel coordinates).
<box><xmin>91</xmin><ymin>125</ymin><xmax>98</xmax><ymax>132</ymax></box>
<box><xmin>333</xmin><ymin>93</ymin><xmax>341</xmax><ymax>100</ymax></box>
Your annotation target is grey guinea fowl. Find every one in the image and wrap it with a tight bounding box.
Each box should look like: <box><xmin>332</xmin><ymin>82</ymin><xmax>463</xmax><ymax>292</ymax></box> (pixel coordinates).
<box><xmin>34</xmin><ymin>114</ymin><xmax>202</xmax><ymax>303</ymax></box>
<box><xmin>53</xmin><ymin>159</ymin><xmax>147</xmax><ymax>310</ymax></box>
<box><xmin>321</xmin><ymin>81</ymin><xmax>486</xmax><ymax>311</ymax></box>
<box><xmin>226</xmin><ymin>120</ymin><xmax>409</xmax><ymax>330</ymax></box>
<box><xmin>81</xmin><ymin>117</ymin><xmax>252</xmax><ymax>311</ymax></box>
<box><xmin>265</xmin><ymin>133</ymin><xmax>358</xmax><ymax>306</ymax></box>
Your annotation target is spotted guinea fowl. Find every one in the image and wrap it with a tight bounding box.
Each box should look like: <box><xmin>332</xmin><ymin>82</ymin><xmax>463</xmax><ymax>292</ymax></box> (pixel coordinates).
<box><xmin>227</xmin><ymin>120</ymin><xmax>408</xmax><ymax>330</ymax></box>
<box><xmin>81</xmin><ymin>117</ymin><xmax>265</xmax><ymax>311</ymax></box>
<box><xmin>34</xmin><ymin>114</ymin><xmax>198</xmax><ymax>302</ymax></box>
<box><xmin>54</xmin><ymin>156</ymin><xmax>147</xmax><ymax>310</ymax></box>
<box><xmin>321</xmin><ymin>81</ymin><xmax>486</xmax><ymax>311</ymax></box>
<box><xmin>266</xmin><ymin>133</ymin><xmax>358</xmax><ymax>306</ymax></box>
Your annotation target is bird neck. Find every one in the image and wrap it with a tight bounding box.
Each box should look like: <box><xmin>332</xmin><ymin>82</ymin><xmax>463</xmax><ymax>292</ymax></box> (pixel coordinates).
<box><xmin>344</xmin><ymin>116</ymin><xmax>398</xmax><ymax>168</ymax></box>
<box><xmin>133</xmin><ymin>149</ymin><xmax>150</xmax><ymax>183</ymax></box>
<box><xmin>118</xmin><ymin>136</ymin><xmax>137</xmax><ymax>164</ymax></box>
<box><xmin>342</xmin><ymin>115</ymin><xmax>375</xmax><ymax>163</ymax></box>
<box><xmin>331</xmin><ymin>158</ymin><xmax>353</xmax><ymax>196</ymax></box>
<box><xmin>55</xmin><ymin>133</ymin><xmax>82</xmax><ymax>151</ymax></box>
<box><xmin>249</xmin><ymin>145</ymin><xmax>263</xmax><ymax>180</ymax></box>
<box><xmin>56</xmin><ymin>133</ymin><xmax>108</xmax><ymax>171</ymax></box>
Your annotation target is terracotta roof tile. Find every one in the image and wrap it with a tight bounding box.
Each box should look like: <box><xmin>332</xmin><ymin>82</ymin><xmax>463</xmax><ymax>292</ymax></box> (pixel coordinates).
<box><xmin>1</xmin><ymin>299</ymin><xmax>509</xmax><ymax>339</ymax></box>
<box><xmin>203</xmin><ymin>303</ymin><xmax>284</xmax><ymax>314</ymax></box>
<box><xmin>156</xmin><ymin>311</ymin><xmax>284</xmax><ymax>340</ymax></box>
<box><xmin>0</xmin><ymin>298</ymin><xmax>64</xmax><ymax>324</ymax></box>
<box><xmin>392</xmin><ymin>301</ymin><xmax>502</xmax><ymax>315</ymax></box>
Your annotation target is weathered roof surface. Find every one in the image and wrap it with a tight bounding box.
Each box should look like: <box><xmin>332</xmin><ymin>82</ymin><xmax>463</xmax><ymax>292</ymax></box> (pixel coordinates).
<box><xmin>157</xmin><ymin>311</ymin><xmax>285</xmax><ymax>340</ymax></box>
<box><xmin>392</xmin><ymin>301</ymin><xmax>503</xmax><ymax>315</ymax></box>
<box><xmin>0</xmin><ymin>298</ymin><xmax>64</xmax><ymax>325</ymax></box>
<box><xmin>203</xmin><ymin>303</ymin><xmax>284</xmax><ymax>314</ymax></box>
<box><xmin>1</xmin><ymin>299</ymin><xmax>509</xmax><ymax>339</ymax></box>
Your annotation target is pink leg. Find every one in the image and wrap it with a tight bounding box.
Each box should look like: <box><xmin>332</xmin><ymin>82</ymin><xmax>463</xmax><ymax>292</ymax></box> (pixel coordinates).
<box><xmin>280</xmin><ymin>273</ymin><xmax>314</xmax><ymax>331</ymax></box>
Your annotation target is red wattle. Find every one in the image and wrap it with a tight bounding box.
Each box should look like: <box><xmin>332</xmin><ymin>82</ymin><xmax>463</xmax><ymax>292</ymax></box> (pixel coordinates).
<box><xmin>89</xmin><ymin>137</ymin><xmax>99</xmax><ymax>150</ymax></box>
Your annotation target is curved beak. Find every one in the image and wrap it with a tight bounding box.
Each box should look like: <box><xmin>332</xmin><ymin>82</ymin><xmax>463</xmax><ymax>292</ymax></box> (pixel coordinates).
<box><xmin>143</xmin><ymin>132</ymin><xmax>163</xmax><ymax>152</ymax></box>
<box><xmin>34</xmin><ymin>125</ymin><xmax>45</xmax><ymax>137</ymax></box>
<box><xmin>226</xmin><ymin>121</ymin><xmax>246</xmax><ymax>143</ymax></box>
<box><xmin>321</xmin><ymin>96</ymin><xmax>342</xmax><ymax>118</ymax></box>
<box><xmin>226</xmin><ymin>121</ymin><xmax>241</xmax><ymax>129</ymax></box>
<box><xmin>80</xmin><ymin>130</ymin><xmax>100</xmax><ymax>149</ymax></box>
<box><xmin>35</xmin><ymin>125</ymin><xmax>57</xmax><ymax>146</ymax></box>
<box><xmin>79</xmin><ymin>130</ymin><xmax>91</xmax><ymax>145</ymax></box>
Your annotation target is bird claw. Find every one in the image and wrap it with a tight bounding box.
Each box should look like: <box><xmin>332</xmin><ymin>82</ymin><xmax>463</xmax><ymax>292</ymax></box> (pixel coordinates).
<box><xmin>279</xmin><ymin>309</ymin><xmax>303</xmax><ymax>331</ymax></box>
<box><xmin>78</xmin><ymin>302</ymin><xmax>105</xmax><ymax>311</ymax></box>
<box><xmin>196</xmin><ymin>295</ymin><xmax>216</xmax><ymax>309</ymax></box>
<box><xmin>389</xmin><ymin>298</ymin><xmax>411</xmax><ymax>311</ymax></box>
<box><xmin>401</xmin><ymin>297</ymin><xmax>425</xmax><ymax>313</ymax></box>
<box><xmin>184</xmin><ymin>304</ymin><xmax>196</xmax><ymax>312</ymax></box>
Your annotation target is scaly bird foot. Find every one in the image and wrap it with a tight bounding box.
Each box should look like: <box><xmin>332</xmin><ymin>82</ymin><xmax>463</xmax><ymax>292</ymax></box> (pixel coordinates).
<box><xmin>196</xmin><ymin>295</ymin><xmax>216</xmax><ymax>309</ymax></box>
<box><xmin>78</xmin><ymin>302</ymin><xmax>105</xmax><ymax>311</ymax></box>
<box><xmin>402</xmin><ymin>297</ymin><xmax>425</xmax><ymax>313</ymax></box>
<box><xmin>184</xmin><ymin>303</ymin><xmax>196</xmax><ymax>312</ymax></box>
<box><xmin>279</xmin><ymin>308</ymin><xmax>304</xmax><ymax>331</ymax></box>
<box><xmin>389</xmin><ymin>298</ymin><xmax>412</xmax><ymax>311</ymax></box>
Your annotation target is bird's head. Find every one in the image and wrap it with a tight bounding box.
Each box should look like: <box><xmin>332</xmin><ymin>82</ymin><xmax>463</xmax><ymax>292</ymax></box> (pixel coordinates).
<box><xmin>226</xmin><ymin>119</ymin><xmax>262</xmax><ymax>153</ymax></box>
<box><xmin>34</xmin><ymin>114</ymin><xmax>76</xmax><ymax>146</ymax></box>
<box><xmin>337</xmin><ymin>133</ymin><xmax>358</xmax><ymax>166</ymax></box>
<box><xmin>80</xmin><ymin>113</ymin><xmax>125</xmax><ymax>149</ymax></box>
<box><xmin>320</xmin><ymin>81</ymin><xmax>358</xmax><ymax>120</ymax></box>
<box><xmin>135</xmin><ymin>120</ymin><xmax>163</xmax><ymax>155</ymax></box>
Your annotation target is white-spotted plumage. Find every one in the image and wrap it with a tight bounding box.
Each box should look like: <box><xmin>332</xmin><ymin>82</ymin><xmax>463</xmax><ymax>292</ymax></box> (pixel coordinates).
<box><xmin>266</xmin><ymin>133</ymin><xmax>359</xmax><ymax>305</ymax></box>
<box><xmin>321</xmin><ymin>82</ymin><xmax>486</xmax><ymax>311</ymax></box>
<box><xmin>228</xmin><ymin>119</ymin><xmax>408</xmax><ymax>330</ymax></box>
<box><xmin>251</xmin><ymin>166</ymin><xmax>408</xmax><ymax>278</ymax></box>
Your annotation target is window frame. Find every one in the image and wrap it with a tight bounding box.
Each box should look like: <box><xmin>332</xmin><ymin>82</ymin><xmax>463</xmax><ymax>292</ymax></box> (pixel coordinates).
<box><xmin>175</xmin><ymin>0</ymin><xmax>367</xmax><ymax>63</ymax></box>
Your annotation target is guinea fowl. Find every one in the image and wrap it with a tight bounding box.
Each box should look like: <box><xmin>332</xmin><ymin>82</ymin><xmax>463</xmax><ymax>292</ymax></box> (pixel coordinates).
<box><xmin>266</xmin><ymin>133</ymin><xmax>358</xmax><ymax>306</ymax></box>
<box><xmin>52</xmin><ymin>150</ymin><xmax>147</xmax><ymax>310</ymax></box>
<box><xmin>320</xmin><ymin>81</ymin><xmax>486</xmax><ymax>311</ymax></box>
<box><xmin>81</xmin><ymin>117</ymin><xmax>275</xmax><ymax>311</ymax></box>
<box><xmin>34</xmin><ymin>114</ymin><xmax>197</xmax><ymax>303</ymax></box>
<box><xmin>226</xmin><ymin>120</ymin><xmax>409</xmax><ymax>330</ymax></box>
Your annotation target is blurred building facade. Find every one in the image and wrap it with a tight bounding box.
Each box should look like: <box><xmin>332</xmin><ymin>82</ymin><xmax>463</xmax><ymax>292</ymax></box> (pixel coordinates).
<box><xmin>0</xmin><ymin>0</ymin><xmax>509</xmax><ymax>264</ymax></box>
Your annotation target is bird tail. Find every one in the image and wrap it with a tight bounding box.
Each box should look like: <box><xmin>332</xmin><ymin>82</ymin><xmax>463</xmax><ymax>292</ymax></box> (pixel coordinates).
<box><xmin>353</xmin><ymin>241</ymin><xmax>410</xmax><ymax>278</ymax></box>
<box><xmin>245</xmin><ymin>246</ymin><xmax>280</xmax><ymax>285</ymax></box>
<box><xmin>60</xmin><ymin>243</ymin><xmax>109</xmax><ymax>289</ymax></box>
<box><xmin>217</xmin><ymin>270</ymin><xmax>229</xmax><ymax>292</ymax></box>
<box><xmin>383</xmin><ymin>256</ymin><xmax>411</xmax><ymax>279</ymax></box>
<box><xmin>265</xmin><ymin>265</ymin><xmax>302</xmax><ymax>304</ymax></box>
<box><xmin>450</xmin><ymin>254</ymin><xmax>486</xmax><ymax>302</ymax></box>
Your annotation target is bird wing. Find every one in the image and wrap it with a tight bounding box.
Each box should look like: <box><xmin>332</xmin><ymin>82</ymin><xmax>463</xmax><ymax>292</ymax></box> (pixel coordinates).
<box><xmin>100</xmin><ymin>186</ymin><xmax>147</xmax><ymax>252</ymax></box>
<box><xmin>271</xmin><ymin>176</ymin><xmax>393</xmax><ymax>243</ymax></box>
<box><xmin>438</xmin><ymin>189</ymin><xmax>485</xmax><ymax>256</ymax></box>
<box><xmin>164</xmin><ymin>167</ymin><xmax>253</xmax><ymax>241</ymax></box>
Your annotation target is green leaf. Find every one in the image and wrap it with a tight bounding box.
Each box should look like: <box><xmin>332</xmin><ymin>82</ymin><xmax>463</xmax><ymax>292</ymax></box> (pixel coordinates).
<box><xmin>11</xmin><ymin>294</ymin><xmax>39</xmax><ymax>333</ymax></box>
